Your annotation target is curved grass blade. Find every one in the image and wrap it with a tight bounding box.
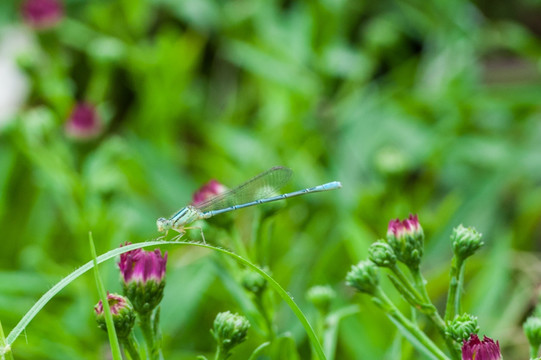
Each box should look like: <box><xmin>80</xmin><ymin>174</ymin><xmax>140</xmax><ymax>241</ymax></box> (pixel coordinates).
<box><xmin>7</xmin><ymin>240</ymin><xmax>327</xmax><ymax>360</ymax></box>
<box><xmin>89</xmin><ymin>232</ymin><xmax>122</xmax><ymax>360</ymax></box>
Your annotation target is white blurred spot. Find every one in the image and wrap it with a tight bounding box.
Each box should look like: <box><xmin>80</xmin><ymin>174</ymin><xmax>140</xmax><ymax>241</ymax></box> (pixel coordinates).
<box><xmin>0</xmin><ymin>26</ymin><xmax>33</xmax><ymax>129</ymax></box>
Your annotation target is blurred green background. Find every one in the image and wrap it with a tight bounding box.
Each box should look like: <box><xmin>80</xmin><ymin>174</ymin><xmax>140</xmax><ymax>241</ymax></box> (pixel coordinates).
<box><xmin>1</xmin><ymin>0</ymin><xmax>541</xmax><ymax>359</ymax></box>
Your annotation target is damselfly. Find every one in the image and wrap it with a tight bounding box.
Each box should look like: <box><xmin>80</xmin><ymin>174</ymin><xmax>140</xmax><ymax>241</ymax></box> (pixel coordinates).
<box><xmin>157</xmin><ymin>166</ymin><xmax>342</xmax><ymax>237</ymax></box>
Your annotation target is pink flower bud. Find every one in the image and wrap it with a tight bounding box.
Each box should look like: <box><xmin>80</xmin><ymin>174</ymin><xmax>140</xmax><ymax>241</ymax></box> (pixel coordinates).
<box><xmin>21</xmin><ymin>0</ymin><xmax>63</xmax><ymax>30</ymax></box>
<box><xmin>65</xmin><ymin>102</ymin><xmax>102</xmax><ymax>140</ymax></box>
<box><xmin>191</xmin><ymin>179</ymin><xmax>227</xmax><ymax>206</ymax></box>
<box><xmin>461</xmin><ymin>334</ymin><xmax>501</xmax><ymax>360</ymax></box>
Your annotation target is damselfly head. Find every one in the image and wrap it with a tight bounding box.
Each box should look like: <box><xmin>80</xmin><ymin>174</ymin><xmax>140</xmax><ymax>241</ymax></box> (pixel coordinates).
<box><xmin>157</xmin><ymin>217</ymin><xmax>171</xmax><ymax>232</ymax></box>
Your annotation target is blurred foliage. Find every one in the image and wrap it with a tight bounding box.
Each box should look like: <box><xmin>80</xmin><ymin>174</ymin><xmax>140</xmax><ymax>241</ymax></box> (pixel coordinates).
<box><xmin>1</xmin><ymin>0</ymin><xmax>541</xmax><ymax>359</ymax></box>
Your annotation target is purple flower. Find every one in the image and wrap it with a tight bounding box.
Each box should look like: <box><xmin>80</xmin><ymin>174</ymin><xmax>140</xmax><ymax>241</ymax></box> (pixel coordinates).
<box><xmin>94</xmin><ymin>293</ymin><xmax>135</xmax><ymax>339</ymax></box>
<box><xmin>191</xmin><ymin>179</ymin><xmax>227</xmax><ymax>206</ymax></box>
<box><xmin>21</xmin><ymin>0</ymin><xmax>63</xmax><ymax>30</ymax></box>
<box><xmin>65</xmin><ymin>102</ymin><xmax>102</xmax><ymax>140</ymax></box>
<box><xmin>462</xmin><ymin>334</ymin><xmax>501</xmax><ymax>360</ymax></box>
<box><xmin>118</xmin><ymin>244</ymin><xmax>167</xmax><ymax>314</ymax></box>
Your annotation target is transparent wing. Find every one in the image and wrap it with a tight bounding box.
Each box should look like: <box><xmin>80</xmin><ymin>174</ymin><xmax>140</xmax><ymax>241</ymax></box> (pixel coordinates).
<box><xmin>195</xmin><ymin>166</ymin><xmax>293</xmax><ymax>212</ymax></box>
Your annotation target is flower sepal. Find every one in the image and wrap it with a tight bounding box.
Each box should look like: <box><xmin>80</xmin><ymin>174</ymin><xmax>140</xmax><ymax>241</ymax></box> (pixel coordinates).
<box><xmin>123</xmin><ymin>279</ymin><xmax>166</xmax><ymax>315</ymax></box>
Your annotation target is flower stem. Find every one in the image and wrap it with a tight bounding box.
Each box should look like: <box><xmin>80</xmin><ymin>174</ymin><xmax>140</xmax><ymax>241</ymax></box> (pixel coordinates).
<box><xmin>411</xmin><ymin>268</ymin><xmax>431</xmax><ymax>304</ymax></box>
<box><xmin>374</xmin><ymin>288</ymin><xmax>450</xmax><ymax>360</ymax></box>
<box><xmin>411</xmin><ymin>268</ymin><xmax>461</xmax><ymax>360</ymax></box>
<box><xmin>445</xmin><ymin>256</ymin><xmax>464</xmax><ymax>322</ymax></box>
<box><xmin>139</xmin><ymin>312</ymin><xmax>157</xmax><ymax>360</ymax></box>
<box><xmin>122</xmin><ymin>333</ymin><xmax>141</xmax><ymax>360</ymax></box>
<box><xmin>389</xmin><ymin>264</ymin><xmax>424</xmax><ymax>302</ymax></box>
<box><xmin>530</xmin><ymin>344</ymin><xmax>540</xmax><ymax>360</ymax></box>
<box><xmin>254</xmin><ymin>294</ymin><xmax>275</xmax><ymax>340</ymax></box>
<box><xmin>214</xmin><ymin>346</ymin><xmax>227</xmax><ymax>360</ymax></box>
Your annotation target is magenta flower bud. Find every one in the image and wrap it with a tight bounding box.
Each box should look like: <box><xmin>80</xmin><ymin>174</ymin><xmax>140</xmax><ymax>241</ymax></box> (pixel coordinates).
<box><xmin>386</xmin><ymin>214</ymin><xmax>424</xmax><ymax>270</ymax></box>
<box><xmin>65</xmin><ymin>102</ymin><xmax>102</xmax><ymax>140</ymax></box>
<box><xmin>94</xmin><ymin>293</ymin><xmax>136</xmax><ymax>339</ymax></box>
<box><xmin>191</xmin><ymin>179</ymin><xmax>227</xmax><ymax>206</ymax></box>
<box><xmin>118</xmin><ymin>244</ymin><xmax>167</xmax><ymax>314</ymax></box>
<box><xmin>461</xmin><ymin>334</ymin><xmax>501</xmax><ymax>360</ymax></box>
<box><xmin>21</xmin><ymin>0</ymin><xmax>63</xmax><ymax>30</ymax></box>
<box><xmin>387</xmin><ymin>214</ymin><xmax>423</xmax><ymax>239</ymax></box>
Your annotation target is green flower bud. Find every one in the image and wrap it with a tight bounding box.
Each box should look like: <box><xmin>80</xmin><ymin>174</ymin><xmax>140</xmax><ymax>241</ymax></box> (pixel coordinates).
<box><xmin>386</xmin><ymin>214</ymin><xmax>424</xmax><ymax>270</ymax></box>
<box><xmin>306</xmin><ymin>285</ymin><xmax>336</xmax><ymax>314</ymax></box>
<box><xmin>451</xmin><ymin>225</ymin><xmax>483</xmax><ymax>260</ymax></box>
<box><xmin>524</xmin><ymin>316</ymin><xmax>541</xmax><ymax>350</ymax></box>
<box><xmin>211</xmin><ymin>311</ymin><xmax>250</xmax><ymax>355</ymax></box>
<box><xmin>368</xmin><ymin>241</ymin><xmax>397</xmax><ymax>267</ymax></box>
<box><xmin>241</xmin><ymin>269</ymin><xmax>267</xmax><ymax>296</ymax></box>
<box><xmin>94</xmin><ymin>293</ymin><xmax>136</xmax><ymax>339</ymax></box>
<box><xmin>346</xmin><ymin>260</ymin><xmax>380</xmax><ymax>295</ymax></box>
<box><xmin>445</xmin><ymin>313</ymin><xmax>479</xmax><ymax>343</ymax></box>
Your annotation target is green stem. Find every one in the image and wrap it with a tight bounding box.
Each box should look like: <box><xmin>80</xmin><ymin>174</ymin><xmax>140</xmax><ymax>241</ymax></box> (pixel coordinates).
<box><xmin>139</xmin><ymin>312</ymin><xmax>157</xmax><ymax>360</ymax></box>
<box><xmin>122</xmin><ymin>333</ymin><xmax>141</xmax><ymax>360</ymax></box>
<box><xmin>412</xmin><ymin>269</ymin><xmax>461</xmax><ymax>359</ymax></box>
<box><xmin>445</xmin><ymin>256</ymin><xmax>462</xmax><ymax>322</ymax></box>
<box><xmin>455</xmin><ymin>262</ymin><xmax>465</xmax><ymax>317</ymax></box>
<box><xmin>214</xmin><ymin>346</ymin><xmax>227</xmax><ymax>360</ymax></box>
<box><xmin>411</xmin><ymin>268</ymin><xmax>430</xmax><ymax>304</ymax></box>
<box><xmin>530</xmin><ymin>344</ymin><xmax>540</xmax><ymax>360</ymax></box>
<box><xmin>311</xmin><ymin>311</ymin><xmax>325</xmax><ymax>360</ymax></box>
<box><xmin>0</xmin><ymin>320</ymin><xmax>14</xmax><ymax>360</ymax></box>
<box><xmin>411</xmin><ymin>268</ymin><xmax>460</xmax><ymax>360</ymax></box>
<box><xmin>153</xmin><ymin>308</ymin><xmax>164</xmax><ymax>360</ymax></box>
<box><xmin>374</xmin><ymin>288</ymin><xmax>449</xmax><ymax>360</ymax></box>
<box><xmin>389</xmin><ymin>264</ymin><xmax>424</xmax><ymax>302</ymax></box>
<box><xmin>254</xmin><ymin>295</ymin><xmax>275</xmax><ymax>340</ymax></box>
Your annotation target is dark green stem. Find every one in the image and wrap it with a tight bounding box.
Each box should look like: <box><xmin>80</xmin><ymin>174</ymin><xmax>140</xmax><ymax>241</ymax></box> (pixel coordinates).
<box><xmin>139</xmin><ymin>312</ymin><xmax>157</xmax><ymax>360</ymax></box>
<box><xmin>254</xmin><ymin>294</ymin><xmax>275</xmax><ymax>340</ymax></box>
<box><xmin>389</xmin><ymin>264</ymin><xmax>424</xmax><ymax>302</ymax></box>
<box><xmin>444</xmin><ymin>256</ymin><xmax>464</xmax><ymax>322</ymax></box>
<box><xmin>456</xmin><ymin>262</ymin><xmax>466</xmax><ymax>316</ymax></box>
<box><xmin>214</xmin><ymin>346</ymin><xmax>228</xmax><ymax>360</ymax></box>
<box><xmin>122</xmin><ymin>333</ymin><xmax>141</xmax><ymax>360</ymax></box>
<box><xmin>530</xmin><ymin>344</ymin><xmax>540</xmax><ymax>360</ymax></box>
<box><xmin>411</xmin><ymin>268</ymin><xmax>431</xmax><ymax>304</ymax></box>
